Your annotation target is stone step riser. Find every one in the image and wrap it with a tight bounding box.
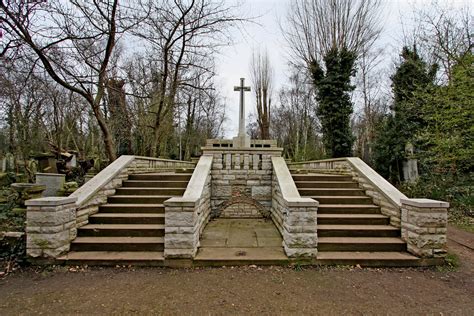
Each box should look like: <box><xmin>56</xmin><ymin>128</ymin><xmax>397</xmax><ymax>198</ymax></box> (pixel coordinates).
<box><xmin>129</xmin><ymin>174</ymin><xmax>191</xmax><ymax>181</ymax></box>
<box><xmin>77</xmin><ymin>228</ymin><xmax>164</xmax><ymax>237</ymax></box>
<box><xmin>311</xmin><ymin>197</ymin><xmax>373</xmax><ymax>204</ymax></box>
<box><xmin>70</xmin><ymin>243</ymin><xmax>164</xmax><ymax>252</ymax></box>
<box><xmin>318</xmin><ymin>243</ymin><xmax>406</xmax><ymax>252</ymax></box>
<box><xmin>295</xmin><ymin>182</ymin><xmax>359</xmax><ymax>188</ymax></box>
<box><xmin>108</xmin><ymin>196</ymin><xmax>171</xmax><ymax>204</ymax></box>
<box><xmin>318</xmin><ymin>208</ymin><xmax>380</xmax><ymax>214</ymax></box>
<box><xmin>318</xmin><ymin>218</ymin><xmax>389</xmax><ymax>225</ymax></box>
<box><xmin>292</xmin><ymin>175</ymin><xmax>353</xmax><ymax>182</ymax></box>
<box><xmin>318</xmin><ymin>230</ymin><xmax>400</xmax><ymax>238</ymax></box>
<box><xmin>300</xmin><ymin>189</ymin><xmax>365</xmax><ymax>196</ymax></box>
<box><xmin>89</xmin><ymin>217</ymin><xmax>164</xmax><ymax>225</ymax></box>
<box><xmin>99</xmin><ymin>206</ymin><xmax>165</xmax><ymax>213</ymax></box>
<box><xmin>122</xmin><ymin>181</ymin><xmax>188</xmax><ymax>188</ymax></box>
<box><xmin>115</xmin><ymin>188</ymin><xmax>185</xmax><ymax>196</ymax></box>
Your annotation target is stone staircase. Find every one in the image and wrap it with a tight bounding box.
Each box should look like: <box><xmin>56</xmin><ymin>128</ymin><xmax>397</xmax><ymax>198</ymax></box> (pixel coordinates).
<box><xmin>292</xmin><ymin>172</ymin><xmax>420</xmax><ymax>266</ymax></box>
<box><xmin>61</xmin><ymin>171</ymin><xmax>192</xmax><ymax>265</ymax></box>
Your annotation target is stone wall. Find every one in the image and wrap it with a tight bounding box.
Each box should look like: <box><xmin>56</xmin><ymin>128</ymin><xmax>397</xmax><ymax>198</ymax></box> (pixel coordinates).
<box><xmin>271</xmin><ymin>157</ymin><xmax>318</xmax><ymax>258</ymax></box>
<box><xmin>220</xmin><ymin>202</ymin><xmax>263</xmax><ymax>218</ymax></box>
<box><xmin>401</xmin><ymin>199</ymin><xmax>448</xmax><ymax>258</ymax></box>
<box><xmin>202</xmin><ymin>147</ymin><xmax>282</xmax><ymax>218</ymax></box>
<box><xmin>164</xmin><ymin>156</ymin><xmax>212</xmax><ymax>259</ymax></box>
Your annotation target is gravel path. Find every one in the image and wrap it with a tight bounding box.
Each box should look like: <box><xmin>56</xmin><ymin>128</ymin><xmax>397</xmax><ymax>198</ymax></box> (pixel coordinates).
<box><xmin>0</xmin><ymin>226</ymin><xmax>473</xmax><ymax>315</ymax></box>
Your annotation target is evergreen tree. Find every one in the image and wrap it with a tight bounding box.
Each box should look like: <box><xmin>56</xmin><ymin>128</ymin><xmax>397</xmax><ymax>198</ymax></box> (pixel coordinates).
<box><xmin>373</xmin><ymin>46</ymin><xmax>437</xmax><ymax>182</ymax></box>
<box><xmin>310</xmin><ymin>47</ymin><xmax>356</xmax><ymax>158</ymax></box>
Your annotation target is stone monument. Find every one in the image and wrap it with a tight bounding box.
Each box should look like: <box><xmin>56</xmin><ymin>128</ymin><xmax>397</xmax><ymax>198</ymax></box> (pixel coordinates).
<box><xmin>232</xmin><ymin>78</ymin><xmax>251</xmax><ymax>148</ymax></box>
<box><xmin>403</xmin><ymin>142</ymin><xmax>419</xmax><ymax>183</ymax></box>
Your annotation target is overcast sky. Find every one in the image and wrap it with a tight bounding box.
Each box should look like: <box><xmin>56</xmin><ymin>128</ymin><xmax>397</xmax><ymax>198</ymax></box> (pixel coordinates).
<box><xmin>214</xmin><ymin>0</ymin><xmax>470</xmax><ymax>138</ymax></box>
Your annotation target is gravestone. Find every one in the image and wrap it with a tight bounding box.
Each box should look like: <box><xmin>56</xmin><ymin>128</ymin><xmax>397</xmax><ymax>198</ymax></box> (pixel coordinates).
<box><xmin>35</xmin><ymin>173</ymin><xmax>66</xmax><ymax>197</ymax></box>
<box><xmin>4</xmin><ymin>153</ymin><xmax>15</xmax><ymax>172</ymax></box>
<box><xmin>403</xmin><ymin>142</ymin><xmax>419</xmax><ymax>183</ymax></box>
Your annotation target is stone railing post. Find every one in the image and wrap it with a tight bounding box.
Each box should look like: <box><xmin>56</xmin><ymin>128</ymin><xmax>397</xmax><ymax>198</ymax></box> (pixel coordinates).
<box><xmin>26</xmin><ymin>197</ymin><xmax>78</xmax><ymax>259</ymax></box>
<box><xmin>164</xmin><ymin>155</ymin><xmax>213</xmax><ymax>259</ymax></box>
<box><xmin>401</xmin><ymin>198</ymin><xmax>449</xmax><ymax>258</ymax></box>
<box><xmin>271</xmin><ymin>157</ymin><xmax>318</xmax><ymax>258</ymax></box>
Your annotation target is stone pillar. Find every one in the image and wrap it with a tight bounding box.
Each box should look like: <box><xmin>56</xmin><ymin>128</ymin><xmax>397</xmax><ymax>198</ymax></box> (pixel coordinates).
<box><xmin>282</xmin><ymin>201</ymin><xmax>318</xmax><ymax>258</ymax></box>
<box><xmin>26</xmin><ymin>197</ymin><xmax>78</xmax><ymax>259</ymax></box>
<box><xmin>164</xmin><ymin>200</ymin><xmax>199</xmax><ymax>259</ymax></box>
<box><xmin>401</xmin><ymin>198</ymin><xmax>449</xmax><ymax>258</ymax></box>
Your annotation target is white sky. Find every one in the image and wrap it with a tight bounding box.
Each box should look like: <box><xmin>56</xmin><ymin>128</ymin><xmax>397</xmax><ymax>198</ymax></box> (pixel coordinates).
<box><xmin>214</xmin><ymin>0</ymin><xmax>471</xmax><ymax>138</ymax></box>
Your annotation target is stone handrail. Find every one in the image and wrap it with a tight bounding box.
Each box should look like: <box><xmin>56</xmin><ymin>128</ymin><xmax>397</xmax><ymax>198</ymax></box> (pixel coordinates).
<box><xmin>164</xmin><ymin>155</ymin><xmax>213</xmax><ymax>259</ymax></box>
<box><xmin>271</xmin><ymin>157</ymin><xmax>318</xmax><ymax>258</ymax></box>
<box><xmin>71</xmin><ymin>155</ymin><xmax>135</xmax><ymax>206</ymax></box>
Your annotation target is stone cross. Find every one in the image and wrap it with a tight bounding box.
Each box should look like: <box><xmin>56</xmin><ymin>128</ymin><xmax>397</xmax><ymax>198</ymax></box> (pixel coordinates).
<box><xmin>234</xmin><ymin>78</ymin><xmax>251</xmax><ymax>137</ymax></box>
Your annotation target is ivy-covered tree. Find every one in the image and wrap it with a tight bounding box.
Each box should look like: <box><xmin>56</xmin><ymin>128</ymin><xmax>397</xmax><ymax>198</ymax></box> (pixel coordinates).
<box><xmin>373</xmin><ymin>46</ymin><xmax>437</xmax><ymax>182</ymax></box>
<box><xmin>310</xmin><ymin>47</ymin><xmax>356</xmax><ymax>157</ymax></box>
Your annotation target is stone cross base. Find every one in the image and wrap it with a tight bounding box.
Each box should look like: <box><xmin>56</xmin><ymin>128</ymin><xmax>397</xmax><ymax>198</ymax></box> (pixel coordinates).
<box><xmin>232</xmin><ymin>134</ymin><xmax>251</xmax><ymax>148</ymax></box>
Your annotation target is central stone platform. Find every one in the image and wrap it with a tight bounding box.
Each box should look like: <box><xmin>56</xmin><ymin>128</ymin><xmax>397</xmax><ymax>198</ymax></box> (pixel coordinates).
<box><xmin>195</xmin><ymin>219</ymin><xmax>288</xmax><ymax>265</ymax></box>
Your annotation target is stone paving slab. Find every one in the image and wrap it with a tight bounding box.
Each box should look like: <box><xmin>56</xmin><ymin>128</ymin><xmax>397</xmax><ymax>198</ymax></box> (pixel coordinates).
<box><xmin>198</xmin><ymin>219</ymin><xmax>286</xmax><ymax>261</ymax></box>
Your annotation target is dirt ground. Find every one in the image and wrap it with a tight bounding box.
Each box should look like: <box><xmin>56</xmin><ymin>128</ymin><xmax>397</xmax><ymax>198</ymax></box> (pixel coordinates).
<box><xmin>0</xmin><ymin>226</ymin><xmax>473</xmax><ymax>315</ymax></box>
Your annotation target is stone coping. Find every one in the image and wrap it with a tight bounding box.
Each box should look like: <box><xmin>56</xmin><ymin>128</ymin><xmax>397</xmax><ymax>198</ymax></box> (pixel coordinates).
<box><xmin>134</xmin><ymin>156</ymin><xmax>195</xmax><ymax>165</ymax></box>
<box><xmin>286</xmin><ymin>157</ymin><xmax>348</xmax><ymax>165</ymax></box>
<box><xmin>346</xmin><ymin>158</ymin><xmax>408</xmax><ymax>207</ymax></box>
<box><xmin>272</xmin><ymin>157</ymin><xmax>318</xmax><ymax>208</ymax></box>
<box><xmin>70</xmin><ymin>155</ymin><xmax>135</xmax><ymax>206</ymax></box>
<box><xmin>35</xmin><ymin>173</ymin><xmax>66</xmax><ymax>177</ymax></box>
<box><xmin>202</xmin><ymin>147</ymin><xmax>283</xmax><ymax>153</ymax></box>
<box><xmin>401</xmin><ymin>198</ymin><xmax>449</xmax><ymax>208</ymax></box>
<box><xmin>26</xmin><ymin>196</ymin><xmax>77</xmax><ymax>206</ymax></box>
<box><xmin>165</xmin><ymin>155</ymin><xmax>213</xmax><ymax>206</ymax></box>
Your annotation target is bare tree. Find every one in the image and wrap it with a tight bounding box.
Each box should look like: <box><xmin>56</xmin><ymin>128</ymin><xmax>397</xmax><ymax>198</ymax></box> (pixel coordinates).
<box><xmin>0</xmin><ymin>0</ymin><xmax>143</xmax><ymax>161</ymax></box>
<box><xmin>283</xmin><ymin>0</ymin><xmax>382</xmax><ymax>66</ymax></box>
<box><xmin>250</xmin><ymin>48</ymin><xmax>273</xmax><ymax>139</ymax></box>
<box><xmin>133</xmin><ymin>0</ymin><xmax>243</xmax><ymax>157</ymax></box>
<box><xmin>413</xmin><ymin>3</ymin><xmax>473</xmax><ymax>82</ymax></box>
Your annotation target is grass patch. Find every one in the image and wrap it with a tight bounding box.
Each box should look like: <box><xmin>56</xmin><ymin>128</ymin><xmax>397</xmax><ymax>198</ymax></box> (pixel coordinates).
<box><xmin>437</xmin><ymin>253</ymin><xmax>460</xmax><ymax>272</ymax></box>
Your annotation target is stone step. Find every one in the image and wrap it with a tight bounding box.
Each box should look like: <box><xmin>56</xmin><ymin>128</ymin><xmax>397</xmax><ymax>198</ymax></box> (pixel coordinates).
<box><xmin>318</xmin><ymin>237</ymin><xmax>406</xmax><ymax>252</ymax></box>
<box><xmin>108</xmin><ymin>195</ymin><xmax>179</xmax><ymax>204</ymax></box>
<box><xmin>318</xmin><ymin>214</ymin><xmax>389</xmax><ymax>225</ymax></box>
<box><xmin>58</xmin><ymin>251</ymin><xmax>165</xmax><ymax>266</ymax></box>
<box><xmin>129</xmin><ymin>173</ymin><xmax>192</xmax><ymax>181</ymax></box>
<box><xmin>307</xmin><ymin>196</ymin><xmax>373</xmax><ymax>204</ymax></box>
<box><xmin>89</xmin><ymin>213</ymin><xmax>165</xmax><ymax>224</ymax></box>
<box><xmin>295</xmin><ymin>181</ymin><xmax>359</xmax><ymax>188</ymax></box>
<box><xmin>318</xmin><ymin>225</ymin><xmax>400</xmax><ymax>237</ymax></box>
<box><xmin>70</xmin><ymin>237</ymin><xmax>164</xmax><ymax>252</ymax></box>
<box><xmin>292</xmin><ymin>174</ymin><xmax>353</xmax><ymax>182</ymax></box>
<box><xmin>115</xmin><ymin>187</ymin><xmax>186</xmax><ymax>196</ymax></box>
<box><xmin>317</xmin><ymin>204</ymin><xmax>381</xmax><ymax>214</ymax></box>
<box><xmin>99</xmin><ymin>204</ymin><xmax>165</xmax><ymax>213</ymax></box>
<box><xmin>122</xmin><ymin>180</ymin><xmax>189</xmax><ymax>188</ymax></box>
<box><xmin>316</xmin><ymin>252</ymin><xmax>421</xmax><ymax>267</ymax></box>
<box><xmin>298</xmin><ymin>188</ymin><xmax>365</xmax><ymax>196</ymax></box>
<box><xmin>77</xmin><ymin>224</ymin><xmax>165</xmax><ymax>237</ymax></box>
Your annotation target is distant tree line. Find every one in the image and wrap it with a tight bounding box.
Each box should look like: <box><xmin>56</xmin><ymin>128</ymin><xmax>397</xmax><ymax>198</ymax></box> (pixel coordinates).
<box><xmin>0</xmin><ymin>0</ymin><xmax>243</xmax><ymax>163</ymax></box>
